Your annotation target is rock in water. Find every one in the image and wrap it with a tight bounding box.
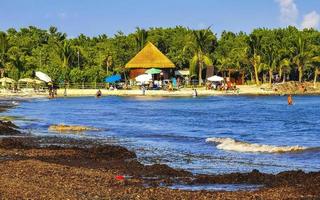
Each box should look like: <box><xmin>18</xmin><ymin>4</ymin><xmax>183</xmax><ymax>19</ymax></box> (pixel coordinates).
<box><xmin>48</xmin><ymin>124</ymin><xmax>100</xmax><ymax>133</ymax></box>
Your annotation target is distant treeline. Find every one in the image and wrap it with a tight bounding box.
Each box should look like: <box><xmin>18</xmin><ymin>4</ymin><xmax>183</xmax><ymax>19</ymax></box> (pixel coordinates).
<box><xmin>0</xmin><ymin>26</ymin><xmax>319</xmax><ymax>85</ymax></box>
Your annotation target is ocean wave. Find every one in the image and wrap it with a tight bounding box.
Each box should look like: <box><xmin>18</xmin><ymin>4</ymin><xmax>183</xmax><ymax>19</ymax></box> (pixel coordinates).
<box><xmin>206</xmin><ymin>137</ymin><xmax>308</xmax><ymax>153</ymax></box>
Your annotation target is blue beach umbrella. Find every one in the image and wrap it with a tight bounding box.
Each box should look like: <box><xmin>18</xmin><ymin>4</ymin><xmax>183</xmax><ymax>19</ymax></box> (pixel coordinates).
<box><xmin>105</xmin><ymin>74</ymin><xmax>121</xmax><ymax>83</ymax></box>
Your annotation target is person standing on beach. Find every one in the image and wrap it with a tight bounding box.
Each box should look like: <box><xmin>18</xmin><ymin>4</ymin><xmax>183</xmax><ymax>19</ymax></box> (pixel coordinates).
<box><xmin>48</xmin><ymin>82</ymin><xmax>54</xmax><ymax>99</ymax></box>
<box><xmin>193</xmin><ymin>88</ymin><xmax>198</xmax><ymax>97</ymax></box>
<box><xmin>288</xmin><ymin>94</ymin><xmax>293</xmax><ymax>105</ymax></box>
<box><xmin>96</xmin><ymin>89</ymin><xmax>102</xmax><ymax>98</ymax></box>
<box><xmin>141</xmin><ymin>85</ymin><xmax>146</xmax><ymax>96</ymax></box>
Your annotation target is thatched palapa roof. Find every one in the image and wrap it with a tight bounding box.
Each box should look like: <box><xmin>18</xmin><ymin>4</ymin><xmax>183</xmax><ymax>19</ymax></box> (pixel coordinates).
<box><xmin>125</xmin><ymin>42</ymin><xmax>175</xmax><ymax>69</ymax></box>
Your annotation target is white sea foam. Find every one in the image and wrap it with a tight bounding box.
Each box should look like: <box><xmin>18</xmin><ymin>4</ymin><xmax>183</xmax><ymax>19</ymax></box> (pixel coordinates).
<box><xmin>206</xmin><ymin>137</ymin><xmax>307</xmax><ymax>153</ymax></box>
<box><xmin>11</xmin><ymin>101</ymin><xmax>19</xmax><ymax>105</ymax></box>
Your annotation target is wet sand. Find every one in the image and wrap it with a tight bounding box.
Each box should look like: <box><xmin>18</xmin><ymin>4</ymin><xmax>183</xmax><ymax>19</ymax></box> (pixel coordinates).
<box><xmin>0</xmin><ymin>103</ymin><xmax>319</xmax><ymax>199</ymax></box>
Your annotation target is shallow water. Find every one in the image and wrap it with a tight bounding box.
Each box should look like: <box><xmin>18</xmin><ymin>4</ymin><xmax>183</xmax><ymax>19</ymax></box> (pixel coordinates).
<box><xmin>169</xmin><ymin>183</ymin><xmax>263</xmax><ymax>192</ymax></box>
<box><xmin>3</xmin><ymin>96</ymin><xmax>320</xmax><ymax>174</ymax></box>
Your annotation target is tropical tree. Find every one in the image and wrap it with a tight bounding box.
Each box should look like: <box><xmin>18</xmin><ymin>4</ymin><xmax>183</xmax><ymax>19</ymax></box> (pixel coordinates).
<box><xmin>278</xmin><ymin>58</ymin><xmax>291</xmax><ymax>82</ymax></box>
<box><xmin>134</xmin><ymin>27</ymin><xmax>148</xmax><ymax>51</ymax></box>
<box><xmin>262</xmin><ymin>45</ymin><xmax>277</xmax><ymax>86</ymax></box>
<box><xmin>0</xmin><ymin>32</ymin><xmax>9</xmax><ymax>77</ymax></box>
<box><xmin>292</xmin><ymin>34</ymin><xmax>312</xmax><ymax>82</ymax></box>
<box><xmin>311</xmin><ymin>57</ymin><xmax>320</xmax><ymax>88</ymax></box>
<box><xmin>105</xmin><ymin>55</ymin><xmax>113</xmax><ymax>75</ymax></box>
<box><xmin>247</xmin><ymin>32</ymin><xmax>263</xmax><ymax>85</ymax></box>
<box><xmin>306</xmin><ymin>43</ymin><xmax>320</xmax><ymax>88</ymax></box>
<box><xmin>215</xmin><ymin>31</ymin><xmax>249</xmax><ymax>81</ymax></box>
<box><xmin>276</xmin><ymin>34</ymin><xmax>293</xmax><ymax>83</ymax></box>
<box><xmin>1</xmin><ymin>25</ymin><xmax>320</xmax><ymax>87</ymax></box>
<box><xmin>185</xmin><ymin>28</ymin><xmax>216</xmax><ymax>85</ymax></box>
<box><xmin>56</xmin><ymin>40</ymin><xmax>73</xmax><ymax>94</ymax></box>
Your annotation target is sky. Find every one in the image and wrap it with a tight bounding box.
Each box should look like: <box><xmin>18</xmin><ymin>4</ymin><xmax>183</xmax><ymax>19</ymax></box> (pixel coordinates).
<box><xmin>0</xmin><ymin>0</ymin><xmax>319</xmax><ymax>37</ymax></box>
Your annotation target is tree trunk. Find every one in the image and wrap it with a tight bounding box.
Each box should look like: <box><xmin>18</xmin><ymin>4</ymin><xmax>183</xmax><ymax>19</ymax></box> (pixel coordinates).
<box><xmin>314</xmin><ymin>68</ymin><xmax>318</xmax><ymax>88</ymax></box>
<box><xmin>254</xmin><ymin>64</ymin><xmax>260</xmax><ymax>85</ymax></box>
<box><xmin>63</xmin><ymin>58</ymin><xmax>68</xmax><ymax>96</ymax></box>
<box><xmin>241</xmin><ymin>73</ymin><xmax>245</xmax><ymax>85</ymax></box>
<box><xmin>283</xmin><ymin>73</ymin><xmax>286</xmax><ymax>83</ymax></box>
<box><xmin>269</xmin><ymin>69</ymin><xmax>273</xmax><ymax>87</ymax></box>
<box><xmin>279</xmin><ymin>67</ymin><xmax>283</xmax><ymax>81</ymax></box>
<box><xmin>262</xmin><ymin>73</ymin><xmax>267</xmax><ymax>83</ymax></box>
<box><xmin>298</xmin><ymin>65</ymin><xmax>303</xmax><ymax>82</ymax></box>
<box><xmin>64</xmin><ymin>84</ymin><xmax>67</xmax><ymax>96</ymax></box>
<box><xmin>198</xmin><ymin>61</ymin><xmax>203</xmax><ymax>86</ymax></box>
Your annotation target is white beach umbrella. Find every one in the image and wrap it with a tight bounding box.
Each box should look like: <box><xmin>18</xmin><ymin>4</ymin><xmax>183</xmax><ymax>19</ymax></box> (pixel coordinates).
<box><xmin>135</xmin><ymin>74</ymin><xmax>152</xmax><ymax>83</ymax></box>
<box><xmin>35</xmin><ymin>71</ymin><xmax>52</xmax><ymax>83</ymax></box>
<box><xmin>207</xmin><ymin>75</ymin><xmax>224</xmax><ymax>82</ymax></box>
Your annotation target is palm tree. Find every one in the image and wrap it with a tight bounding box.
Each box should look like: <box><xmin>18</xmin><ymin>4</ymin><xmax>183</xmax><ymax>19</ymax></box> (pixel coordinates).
<box><xmin>279</xmin><ymin>58</ymin><xmax>291</xmax><ymax>83</ymax></box>
<box><xmin>263</xmin><ymin>45</ymin><xmax>278</xmax><ymax>86</ymax></box>
<box><xmin>292</xmin><ymin>34</ymin><xmax>311</xmax><ymax>82</ymax></box>
<box><xmin>311</xmin><ymin>57</ymin><xmax>320</xmax><ymax>88</ymax></box>
<box><xmin>134</xmin><ymin>27</ymin><xmax>148</xmax><ymax>51</ymax></box>
<box><xmin>216</xmin><ymin>57</ymin><xmax>233</xmax><ymax>78</ymax></box>
<box><xmin>185</xmin><ymin>28</ymin><xmax>215</xmax><ymax>85</ymax></box>
<box><xmin>276</xmin><ymin>41</ymin><xmax>293</xmax><ymax>83</ymax></box>
<box><xmin>56</xmin><ymin>41</ymin><xmax>73</xmax><ymax>95</ymax></box>
<box><xmin>308</xmin><ymin>46</ymin><xmax>320</xmax><ymax>88</ymax></box>
<box><xmin>105</xmin><ymin>55</ymin><xmax>113</xmax><ymax>75</ymax></box>
<box><xmin>248</xmin><ymin>34</ymin><xmax>263</xmax><ymax>85</ymax></box>
<box><xmin>0</xmin><ymin>32</ymin><xmax>9</xmax><ymax>77</ymax></box>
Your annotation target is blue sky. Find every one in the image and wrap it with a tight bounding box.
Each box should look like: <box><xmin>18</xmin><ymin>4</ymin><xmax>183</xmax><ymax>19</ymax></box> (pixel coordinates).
<box><xmin>0</xmin><ymin>0</ymin><xmax>319</xmax><ymax>37</ymax></box>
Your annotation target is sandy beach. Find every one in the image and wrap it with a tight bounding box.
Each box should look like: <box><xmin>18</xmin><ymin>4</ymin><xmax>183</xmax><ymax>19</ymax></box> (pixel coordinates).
<box><xmin>57</xmin><ymin>86</ymin><xmax>271</xmax><ymax>97</ymax></box>
<box><xmin>0</xmin><ymin>82</ymin><xmax>319</xmax><ymax>99</ymax></box>
<box><xmin>0</xmin><ymin>102</ymin><xmax>319</xmax><ymax>199</ymax></box>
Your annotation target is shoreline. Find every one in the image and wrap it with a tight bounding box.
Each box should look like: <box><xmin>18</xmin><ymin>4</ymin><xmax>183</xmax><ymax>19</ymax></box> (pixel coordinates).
<box><xmin>0</xmin><ymin>102</ymin><xmax>319</xmax><ymax>199</ymax></box>
<box><xmin>1</xmin><ymin>84</ymin><xmax>320</xmax><ymax>99</ymax></box>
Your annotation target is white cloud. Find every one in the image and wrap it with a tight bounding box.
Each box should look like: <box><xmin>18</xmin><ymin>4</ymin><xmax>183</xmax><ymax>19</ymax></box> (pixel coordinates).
<box><xmin>301</xmin><ymin>11</ymin><xmax>320</xmax><ymax>29</ymax></box>
<box><xmin>275</xmin><ymin>0</ymin><xmax>299</xmax><ymax>25</ymax></box>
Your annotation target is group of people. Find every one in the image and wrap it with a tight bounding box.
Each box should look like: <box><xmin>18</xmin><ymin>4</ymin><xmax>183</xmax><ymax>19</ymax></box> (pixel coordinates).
<box><xmin>206</xmin><ymin>81</ymin><xmax>238</xmax><ymax>93</ymax></box>
<box><xmin>48</xmin><ymin>82</ymin><xmax>57</xmax><ymax>98</ymax></box>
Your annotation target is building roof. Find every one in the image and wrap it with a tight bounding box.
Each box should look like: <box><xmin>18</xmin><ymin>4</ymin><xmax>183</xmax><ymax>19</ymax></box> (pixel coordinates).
<box><xmin>125</xmin><ymin>42</ymin><xmax>175</xmax><ymax>69</ymax></box>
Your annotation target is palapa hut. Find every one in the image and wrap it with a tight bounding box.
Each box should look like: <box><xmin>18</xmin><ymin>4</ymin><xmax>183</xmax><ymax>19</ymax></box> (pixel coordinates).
<box><xmin>125</xmin><ymin>42</ymin><xmax>175</xmax><ymax>79</ymax></box>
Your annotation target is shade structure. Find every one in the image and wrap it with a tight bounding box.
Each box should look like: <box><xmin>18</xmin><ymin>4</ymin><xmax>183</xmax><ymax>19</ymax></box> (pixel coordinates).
<box><xmin>207</xmin><ymin>75</ymin><xmax>224</xmax><ymax>82</ymax></box>
<box><xmin>0</xmin><ymin>77</ymin><xmax>16</xmax><ymax>83</ymax></box>
<box><xmin>35</xmin><ymin>71</ymin><xmax>52</xmax><ymax>83</ymax></box>
<box><xmin>175</xmin><ymin>70</ymin><xmax>190</xmax><ymax>76</ymax></box>
<box><xmin>19</xmin><ymin>78</ymin><xmax>44</xmax><ymax>84</ymax></box>
<box><xmin>145</xmin><ymin>68</ymin><xmax>162</xmax><ymax>75</ymax></box>
<box><xmin>125</xmin><ymin>42</ymin><xmax>175</xmax><ymax>69</ymax></box>
<box><xmin>135</xmin><ymin>74</ymin><xmax>152</xmax><ymax>83</ymax></box>
<box><xmin>105</xmin><ymin>74</ymin><xmax>121</xmax><ymax>83</ymax></box>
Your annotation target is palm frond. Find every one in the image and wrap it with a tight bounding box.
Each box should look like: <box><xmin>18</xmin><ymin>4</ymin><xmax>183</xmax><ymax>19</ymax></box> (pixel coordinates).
<box><xmin>202</xmin><ymin>55</ymin><xmax>213</xmax><ymax>66</ymax></box>
<box><xmin>189</xmin><ymin>55</ymin><xmax>199</xmax><ymax>76</ymax></box>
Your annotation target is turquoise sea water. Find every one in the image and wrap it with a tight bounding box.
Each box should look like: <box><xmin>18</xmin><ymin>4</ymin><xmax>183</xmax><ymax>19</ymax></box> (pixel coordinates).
<box><xmin>3</xmin><ymin>96</ymin><xmax>320</xmax><ymax>174</ymax></box>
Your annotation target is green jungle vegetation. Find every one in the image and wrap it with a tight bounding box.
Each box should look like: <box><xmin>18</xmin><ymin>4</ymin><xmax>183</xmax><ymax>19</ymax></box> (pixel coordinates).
<box><xmin>0</xmin><ymin>26</ymin><xmax>319</xmax><ymax>86</ymax></box>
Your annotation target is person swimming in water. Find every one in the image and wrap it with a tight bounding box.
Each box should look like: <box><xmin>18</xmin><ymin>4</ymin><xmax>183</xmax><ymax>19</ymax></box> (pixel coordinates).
<box><xmin>287</xmin><ymin>94</ymin><xmax>293</xmax><ymax>105</ymax></box>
